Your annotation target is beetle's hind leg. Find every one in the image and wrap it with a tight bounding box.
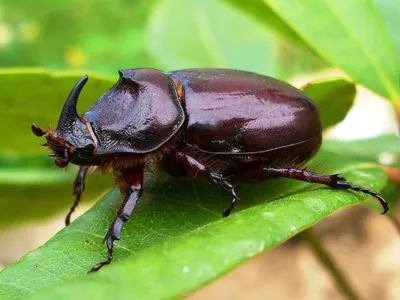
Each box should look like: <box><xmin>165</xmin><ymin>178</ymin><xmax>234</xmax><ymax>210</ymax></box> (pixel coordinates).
<box><xmin>264</xmin><ymin>167</ymin><xmax>388</xmax><ymax>214</ymax></box>
<box><xmin>65</xmin><ymin>166</ymin><xmax>89</xmax><ymax>226</ymax></box>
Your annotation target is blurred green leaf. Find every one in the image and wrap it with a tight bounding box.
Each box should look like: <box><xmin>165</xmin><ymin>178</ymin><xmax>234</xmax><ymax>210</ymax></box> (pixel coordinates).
<box><xmin>323</xmin><ymin>135</ymin><xmax>400</xmax><ymax>166</ymax></box>
<box><xmin>224</xmin><ymin>0</ymin><xmax>330</xmax><ymax>80</ymax></box>
<box><xmin>147</xmin><ymin>0</ymin><xmax>278</xmax><ymax>76</ymax></box>
<box><xmin>301</xmin><ymin>78</ymin><xmax>356</xmax><ymax>129</ymax></box>
<box><xmin>0</xmin><ymin>0</ymin><xmax>157</xmax><ymax>74</ymax></box>
<box><xmin>242</xmin><ymin>0</ymin><xmax>400</xmax><ymax>103</ymax></box>
<box><xmin>275</xmin><ymin>40</ymin><xmax>329</xmax><ymax>80</ymax></box>
<box><xmin>0</xmin><ymin>149</ymin><xmax>388</xmax><ymax>300</ymax></box>
<box><xmin>0</xmin><ymin>68</ymin><xmax>115</xmax><ymax>155</ymax></box>
<box><xmin>374</xmin><ymin>0</ymin><xmax>400</xmax><ymax>63</ymax></box>
<box><xmin>223</xmin><ymin>0</ymin><xmax>310</xmax><ymax>52</ymax></box>
<box><xmin>0</xmin><ymin>155</ymin><xmax>113</xmax><ymax>229</ymax></box>
<box><xmin>0</xmin><ymin>156</ymin><xmax>69</xmax><ymax>184</ymax></box>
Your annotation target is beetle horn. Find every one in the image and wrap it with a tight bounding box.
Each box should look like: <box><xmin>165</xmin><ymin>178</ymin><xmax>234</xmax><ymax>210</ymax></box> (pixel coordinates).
<box><xmin>56</xmin><ymin>75</ymin><xmax>88</xmax><ymax>131</ymax></box>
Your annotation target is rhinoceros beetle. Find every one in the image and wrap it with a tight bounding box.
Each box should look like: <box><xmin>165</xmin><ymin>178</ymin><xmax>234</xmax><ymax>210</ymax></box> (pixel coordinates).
<box><xmin>31</xmin><ymin>68</ymin><xmax>388</xmax><ymax>273</ymax></box>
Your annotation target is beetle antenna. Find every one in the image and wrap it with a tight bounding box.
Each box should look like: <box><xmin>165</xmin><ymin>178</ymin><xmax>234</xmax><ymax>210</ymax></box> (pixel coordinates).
<box><xmin>56</xmin><ymin>75</ymin><xmax>88</xmax><ymax>131</ymax></box>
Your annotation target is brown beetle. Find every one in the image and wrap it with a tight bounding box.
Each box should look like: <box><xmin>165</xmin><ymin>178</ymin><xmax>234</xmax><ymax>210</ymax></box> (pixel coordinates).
<box><xmin>32</xmin><ymin>68</ymin><xmax>388</xmax><ymax>273</ymax></box>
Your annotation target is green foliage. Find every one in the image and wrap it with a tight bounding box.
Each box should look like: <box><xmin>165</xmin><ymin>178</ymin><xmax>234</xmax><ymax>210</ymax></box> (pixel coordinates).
<box><xmin>301</xmin><ymin>78</ymin><xmax>356</xmax><ymax>129</ymax></box>
<box><xmin>147</xmin><ymin>0</ymin><xmax>279</xmax><ymax>75</ymax></box>
<box><xmin>224</xmin><ymin>0</ymin><xmax>329</xmax><ymax>79</ymax></box>
<box><xmin>229</xmin><ymin>0</ymin><xmax>400</xmax><ymax>103</ymax></box>
<box><xmin>0</xmin><ymin>0</ymin><xmax>156</xmax><ymax>74</ymax></box>
<box><xmin>323</xmin><ymin>134</ymin><xmax>400</xmax><ymax>166</ymax></box>
<box><xmin>0</xmin><ymin>155</ymin><xmax>113</xmax><ymax>229</ymax></box>
<box><xmin>374</xmin><ymin>0</ymin><xmax>400</xmax><ymax>63</ymax></box>
<box><xmin>0</xmin><ymin>150</ymin><xmax>387</xmax><ymax>300</ymax></box>
<box><xmin>270</xmin><ymin>0</ymin><xmax>400</xmax><ymax>102</ymax></box>
<box><xmin>0</xmin><ymin>0</ymin><xmax>399</xmax><ymax>299</ymax></box>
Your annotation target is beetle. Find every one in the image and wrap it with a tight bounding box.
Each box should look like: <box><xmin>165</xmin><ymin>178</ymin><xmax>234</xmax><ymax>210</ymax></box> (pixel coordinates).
<box><xmin>31</xmin><ymin>68</ymin><xmax>388</xmax><ymax>273</ymax></box>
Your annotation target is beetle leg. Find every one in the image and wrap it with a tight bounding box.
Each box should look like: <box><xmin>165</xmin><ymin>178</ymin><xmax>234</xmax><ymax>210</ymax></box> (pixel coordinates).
<box><xmin>88</xmin><ymin>165</ymin><xmax>144</xmax><ymax>273</ymax></box>
<box><xmin>173</xmin><ymin>152</ymin><xmax>238</xmax><ymax>217</ymax></box>
<box><xmin>65</xmin><ymin>166</ymin><xmax>89</xmax><ymax>226</ymax></box>
<box><xmin>265</xmin><ymin>167</ymin><xmax>388</xmax><ymax>214</ymax></box>
<box><xmin>209</xmin><ymin>173</ymin><xmax>239</xmax><ymax>217</ymax></box>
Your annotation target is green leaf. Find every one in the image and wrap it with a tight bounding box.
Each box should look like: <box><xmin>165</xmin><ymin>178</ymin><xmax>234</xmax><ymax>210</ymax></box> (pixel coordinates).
<box><xmin>301</xmin><ymin>78</ymin><xmax>356</xmax><ymax>129</ymax></box>
<box><xmin>224</xmin><ymin>0</ymin><xmax>330</xmax><ymax>80</ymax></box>
<box><xmin>323</xmin><ymin>134</ymin><xmax>400</xmax><ymax>166</ymax></box>
<box><xmin>0</xmin><ymin>0</ymin><xmax>157</xmax><ymax>74</ymax></box>
<box><xmin>147</xmin><ymin>0</ymin><xmax>278</xmax><ymax>75</ymax></box>
<box><xmin>373</xmin><ymin>0</ymin><xmax>400</xmax><ymax>64</ymax></box>
<box><xmin>0</xmin><ymin>150</ymin><xmax>388</xmax><ymax>300</ymax></box>
<box><xmin>0</xmin><ymin>68</ymin><xmax>115</xmax><ymax>155</ymax></box>
<box><xmin>260</xmin><ymin>0</ymin><xmax>400</xmax><ymax>103</ymax></box>
<box><xmin>223</xmin><ymin>0</ymin><xmax>309</xmax><ymax>52</ymax></box>
<box><xmin>0</xmin><ymin>155</ymin><xmax>70</xmax><ymax>185</ymax></box>
<box><xmin>0</xmin><ymin>155</ymin><xmax>113</xmax><ymax>229</ymax></box>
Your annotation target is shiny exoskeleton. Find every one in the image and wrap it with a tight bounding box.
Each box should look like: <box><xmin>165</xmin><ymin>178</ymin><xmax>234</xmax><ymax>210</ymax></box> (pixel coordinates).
<box><xmin>31</xmin><ymin>68</ymin><xmax>388</xmax><ymax>273</ymax></box>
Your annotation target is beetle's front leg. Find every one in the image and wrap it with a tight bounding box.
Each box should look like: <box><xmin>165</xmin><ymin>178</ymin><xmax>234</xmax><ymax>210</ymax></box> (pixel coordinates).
<box><xmin>65</xmin><ymin>165</ymin><xmax>89</xmax><ymax>226</ymax></box>
<box><xmin>88</xmin><ymin>165</ymin><xmax>144</xmax><ymax>273</ymax></box>
<box><xmin>173</xmin><ymin>152</ymin><xmax>238</xmax><ymax>217</ymax></box>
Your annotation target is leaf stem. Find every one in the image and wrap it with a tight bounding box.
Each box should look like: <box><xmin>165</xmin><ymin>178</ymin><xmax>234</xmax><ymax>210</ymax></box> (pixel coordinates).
<box><xmin>389</xmin><ymin>198</ymin><xmax>400</xmax><ymax>235</ymax></box>
<box><xmin>298</xmin><ymin>228</ymin><xmax>360</xmax><ymax>300</ymax></box>
<box><xmin>395</xmin><ymin>106</ymin><xmax>400</xmax><ymax>131</ymax></box>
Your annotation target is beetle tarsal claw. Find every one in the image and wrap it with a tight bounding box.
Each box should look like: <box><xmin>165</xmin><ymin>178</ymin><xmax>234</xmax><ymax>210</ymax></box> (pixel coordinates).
<box><xmin>336</xmin><ymin>180</ymin><xmax>389</xmax><ymax>214</ymax></box>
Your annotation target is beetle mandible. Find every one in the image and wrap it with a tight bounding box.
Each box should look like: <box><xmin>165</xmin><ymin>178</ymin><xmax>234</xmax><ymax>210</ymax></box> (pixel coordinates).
<box><xmin>31</xmin><ymin>68</ymin><xmax>388</xmax><ymax>273</ymax></box>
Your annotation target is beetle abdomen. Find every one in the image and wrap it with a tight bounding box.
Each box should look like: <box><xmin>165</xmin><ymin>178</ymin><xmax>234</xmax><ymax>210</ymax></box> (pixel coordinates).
<box><xmin>168</xmin><ymin>69</ymin><xmax>322</xmax><ymax>155</ymax></box>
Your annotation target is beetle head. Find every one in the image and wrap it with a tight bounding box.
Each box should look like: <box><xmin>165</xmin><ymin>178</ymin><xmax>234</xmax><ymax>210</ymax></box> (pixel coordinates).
<box><xmin>32</xmin><ymin>76</ymin><xmax>98</xmax><ymax>168</ymax></box>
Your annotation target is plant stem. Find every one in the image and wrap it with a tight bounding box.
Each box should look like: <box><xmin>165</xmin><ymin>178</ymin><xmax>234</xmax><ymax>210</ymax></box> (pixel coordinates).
<box><xmin>298</xmin><ymin>228</ymin><xmax>360</xmax><ymax>300</ymax></box>
<box><xmin>391</xmin><ymin>199</ymin><xmax>400</xmax><ymax>235</ymax></box>
<box><xmin>394</xmin><ymin>106</ymin><xmax>400</xmax><ymax>129</ymax></box>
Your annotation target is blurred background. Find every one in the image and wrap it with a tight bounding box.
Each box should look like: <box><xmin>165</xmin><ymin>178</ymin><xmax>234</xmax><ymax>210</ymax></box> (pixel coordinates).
<box><xmin>1</xmin><ymin>0</ymin><xmax>399</xmax><ymax>299</ymax></box>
